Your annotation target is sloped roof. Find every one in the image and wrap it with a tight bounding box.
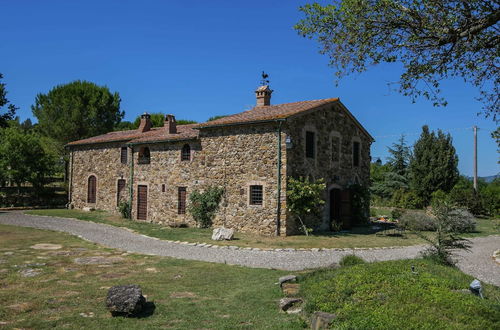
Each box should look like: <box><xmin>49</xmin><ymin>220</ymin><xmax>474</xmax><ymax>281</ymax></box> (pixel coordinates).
<box><xmin>67</xmin><ymin>124</ymin><xmax>199</xmax><ymax>147</ymax></box>
<box><xmin>197</xmin><ymin>98</ymin><xmax>339</xmax><ymax>128</ymax></box>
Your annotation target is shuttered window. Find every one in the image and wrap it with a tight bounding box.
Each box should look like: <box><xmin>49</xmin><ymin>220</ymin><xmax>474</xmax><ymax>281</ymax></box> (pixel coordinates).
<box><xmin>306</xmin><ymin>131</ymin><xmax>315</xmax><ymax>158</ymax></box>
<box><xmin>117</xmin><ymin>179</ymin><xmax>126</xmax><ymax>206</ymax></box>
<box><xmin>87</xmin><ymin>176</ymin><xmax>96</xmax><ymax>203</ymax></box>
<box><xmin>249</xmin><ymin>185</ymin><xmax>263</xmax><ymax>205</ymax></box>
<box><xmin>120</xmin><ymin>147</ymin><xmax>128</xmax><ymax>164</ymax></box>
<box><xmin>181</xmin><ymin>144</ymin><xmax>191</xmax><ymax>161</ymax></box>
<box><xmin>178</xmin><ymin>187</ymin><xmax>187</xmax><ymax>214</ymax></box>
<box><xmin>137</xmin><ymin>185</ymin><xmax>148</xmax><ymax>220</ymax></box>
<box><xmin>353</xmin><ymin>141</ymin><xmax>360</xmax><ymax>167</ymax></box>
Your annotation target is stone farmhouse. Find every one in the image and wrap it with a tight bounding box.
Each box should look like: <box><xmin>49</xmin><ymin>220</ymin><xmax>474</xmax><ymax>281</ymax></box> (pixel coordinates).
<box><xmin>67</xmin><ymin>85</ymin><xmax>373</xmax><ymax>236</ymax></box>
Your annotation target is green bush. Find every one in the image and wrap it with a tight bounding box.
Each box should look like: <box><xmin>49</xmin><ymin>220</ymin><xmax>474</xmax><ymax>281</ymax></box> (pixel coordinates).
<box><xmin>399</xmin><ymin>211</ymin><xmax>436</xmax><ymax>231</ymax></box>
<box><xmin>188</xmin><ymin>186</ymin><xmax>224</xmax><ymax>228</ymax></box>
<box><xmin>391</xmin><ymin>189</ymin><xmax>424</xmax><ymax>209</ymax></box>
<box><xmin>287</xmin><ymin>177</ymin><xmax>326</xmax><ymax>235</ymax></box>
<box><xmin>339</xmin><ymin>254</ymin><xmax>366</xmax><ymax>267</ymax></box>
<box><xmin>118</xmin><ymin>201</ymin><xmax>131</xmax><ymax>219</ymax></box>
<box><xmin>390</xmin><ymin>208</ymin><xmax>404</xmax><ymax>220</ymax></box>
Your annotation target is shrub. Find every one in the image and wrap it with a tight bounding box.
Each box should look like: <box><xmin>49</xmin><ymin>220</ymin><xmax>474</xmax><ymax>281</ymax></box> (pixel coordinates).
<box><xmin>188</xmin><ymin>186</ymin><xmax>224</xmax><ymax>228</ymax></box>
<box><xmin>445</xmin><ymin>208</ymin><xmax>476</xmax><ymax>233</ymax></box>
<box><xmin>391</xmin><ymin>189</ymin><xmax>424</xmax><ymax>209</ymax></box>
<box><xmin>390</xmin><ymin>208</ymin><xmax>404</xmax><ymax>220</ymax></box>
<box><xmin>339</xmin><ymin>254</ymin><xmax>365</xmax><ymax>267</ymax></box>
<box><xmin>287</xmin><ymin>177</ymin><xmax>326</xmax><ymax>235</ymax></box>
<box><xmin>348</xmin><ymin>183</ymin><xmax>370</xmax><ymax>225</ymax></box>
<box><xmin>399</xmin><ymin>211</ymin><xmax>436</xmax><ymax>231</ymax></box>
<box><xmin>118</xmin><ymin>201</ymin><xmax>131</xmax><ymax>219</ymax></box>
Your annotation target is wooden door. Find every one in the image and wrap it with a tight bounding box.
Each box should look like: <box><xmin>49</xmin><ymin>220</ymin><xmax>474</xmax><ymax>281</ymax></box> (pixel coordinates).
<box><xmin>340</xmin><ymin>190</ymin><xmax>352</xmax><ymax>229</ymax></box>
<box><xmin>329</xmin><ymin>189</ymin><xmax>342</xmax><ymax>229</ymax></box>
<box><xmin>117</xmin><ymin>179</ymin><xmax>126</xmax><ymax>206</ymax></box>
<box><xmin>87</xmin><ymin>176</ymin><xmax>96</xmax><ymax>203</ymax></box>
<box><xmin>137</xmin><ymin>185</ymin><xmax>148</xmax><ymax>220</ymax></box>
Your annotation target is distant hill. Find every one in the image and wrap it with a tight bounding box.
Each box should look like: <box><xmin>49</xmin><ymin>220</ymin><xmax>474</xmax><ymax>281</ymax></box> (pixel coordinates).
<box><xmin>466</xmin><ymin>174</ymin><xmax>499</xmax><ymax>183</ymax></box>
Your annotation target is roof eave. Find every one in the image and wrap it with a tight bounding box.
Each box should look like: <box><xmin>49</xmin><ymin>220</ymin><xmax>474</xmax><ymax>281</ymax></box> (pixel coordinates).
<box><xmin>195</xmin><ymin>118</ymin><xmax>287</xmax><ymax>130</ymax></box>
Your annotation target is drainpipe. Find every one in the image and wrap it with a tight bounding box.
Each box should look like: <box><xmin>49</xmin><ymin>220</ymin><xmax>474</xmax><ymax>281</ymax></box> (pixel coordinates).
<box><xmin>276</xmin><ymin>119</ymin><xmax>285</xmax><ymax>236</ymax></box>
<box><xmin>68</xmin><ymin>149</ymin><xmax>74</xmax><ymax>208</ymax></box>
<box><xmin>128</xmin><ymin>146</ymin><xmax>134</xmax><ymax>219</ymax></box>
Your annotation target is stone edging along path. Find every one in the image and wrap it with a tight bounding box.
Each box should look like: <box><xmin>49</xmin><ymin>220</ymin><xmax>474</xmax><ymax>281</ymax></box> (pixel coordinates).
<box><xmin>0</xmin><ymin>211</ymin><xmax>498</xmax><ymax>286</ymax></box>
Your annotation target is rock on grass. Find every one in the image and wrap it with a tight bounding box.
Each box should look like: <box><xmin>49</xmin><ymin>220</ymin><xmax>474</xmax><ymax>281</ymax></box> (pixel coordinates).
<box><xmin>106</xmin><ymin>284</ymin><xmax>146</xmax><ymax>316</ymax></box>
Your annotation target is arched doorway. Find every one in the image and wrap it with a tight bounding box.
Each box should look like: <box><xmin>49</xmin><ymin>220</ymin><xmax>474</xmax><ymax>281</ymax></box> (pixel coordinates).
<box><xmin>329</xmin><ymin>188</ymin><xmax>352</xmax><ymax>230</ymax></box>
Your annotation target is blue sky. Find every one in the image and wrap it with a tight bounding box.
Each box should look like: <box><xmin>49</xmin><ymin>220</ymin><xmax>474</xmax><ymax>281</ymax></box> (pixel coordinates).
<box><xmin>1</xmin><ymin>0</ymin><xmax>498</xmax><ymax>176</ymax></box>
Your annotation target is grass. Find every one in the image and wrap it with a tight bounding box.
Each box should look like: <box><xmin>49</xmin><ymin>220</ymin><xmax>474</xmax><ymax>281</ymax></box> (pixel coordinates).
<box><xmin>0</xmin><ymin>223</ymin><xmax>303</xmax><ymax>329</ymax></box>
<box><xmin>300</xmin><ymin>259</ymin><xmax>500</xmax><ymax>329</ymax></box>
<box><xmin>26</xmin><ymin>209</ymin><xmax>499</xmax><ymax>249</ymax></box>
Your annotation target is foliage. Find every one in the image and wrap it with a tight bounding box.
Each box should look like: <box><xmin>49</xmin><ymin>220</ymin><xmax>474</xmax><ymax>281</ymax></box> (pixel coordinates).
<box><xmin>390</xmin><ymin>208</ymin><xmax>404</xmax><ymax>220</ymax></box>
<box><xmin>0</xmin><ymin>73</ymin><xmax>18</xmax><ymax>128</ymax></box>
<box><xmin>391</xmin><ymin>189</ymin><xmax>424</xmax><ymax>209</ymax></box>
<box><xmin>416</xmin><ymin>202</ymin><xmax>472</xmax><ymax>265</ymax></box>
<box><xmin>348</xmin><ymin>183</ymin><xmax>370</xmax><ymax>225</ymax></box>
<box><xmin>118</xmin><ymin>201</ymin><xmax>131</xmax><ymax>219</ymax></box>
<box><xmin>387</xmin><ymin>135</ymin><xmax>410</xmax><ymax>177</ymax></box>
<box><xmin>300</xmin><ymin>259</ymin><xmax>500</xmax><ymax>329</ymax></box>
<box><xmin>399</xmin><ymin>210</ymin><xmax>436</xmax><ymax>231</ymax></box>
<box><xmin>339</xmin><ymin>254</ymin><xmax>365</xmax><ymax>267</ymax></box>
<box><xmin>188</xmin><ymin>186</ymin><xmax>224</xmax><ymax>228</ymax></box>
<box><xmin>295</xmin><ymin>1</ymin><xmax>500</xmax><ymax>119</ymax></box>
<box><xmin>32</xmin><ymin>80</ymin><xmax>123</xmax><ymax>146</ymax></box>
<box><xmin>409</xmin><ymin>125</ymin><xmax>459</xmax><ymax>205</ymax></box>
<box><xmin>207</xmin><ymin>115</ymin><xmax>229</xmax><ymax>121</ymax></box>
<box><xmin>480</xmin><ymin>178</ymin><xmax>500</xmax><ymax>216</ymax></box>
<box><xmin>287</xmin><ymin>177</ymin><xmax>326</xmax><ymax>235</ymax></box>
<box><xmin>114</xmin><ymin>113</ymin><xmax>198</xmax><ymax>131</ymax></box>
<box><xmin>493</xmin><ymin>127</ymin><xmax>500</xmax><ymax>163</ymax></box>
<box><xmin>0</xmin><ymin>126</ymin><xmax>56</xmax><ymax>188</ymax></box>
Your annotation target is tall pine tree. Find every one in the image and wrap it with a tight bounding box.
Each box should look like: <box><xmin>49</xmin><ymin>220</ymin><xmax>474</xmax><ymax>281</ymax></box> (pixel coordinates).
<box><xmin>387</xmin><ymin>135</ymin><xmax>410</xmax><ymax>177</ymax></box>
<box><xmin>409</xmin><ymin>125</ymin><xmax>459</xmax><ymax>205</ymax></box>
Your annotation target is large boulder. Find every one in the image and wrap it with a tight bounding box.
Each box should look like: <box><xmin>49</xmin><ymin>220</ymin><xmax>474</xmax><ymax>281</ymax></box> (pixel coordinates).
<box><xmin>211</xmin><ymin>227</ymin><xmax>234</xmax><ymax>241</ymax></box>
<box><xmin>311</xmin><ymin>311</ymin><xmax>337</xmax><ymax>329</ymax></box>
<box><xmin>106</xmin><ymin>284</ymin><xmax>146</xmax><ymax>316</ymax></box>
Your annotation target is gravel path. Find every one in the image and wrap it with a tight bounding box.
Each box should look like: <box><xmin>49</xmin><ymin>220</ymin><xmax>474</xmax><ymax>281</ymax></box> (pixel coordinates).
<box><xmin>0</xmin><ymin>211</ymin><xmax>498</xmax><ymax>286</ymax></box>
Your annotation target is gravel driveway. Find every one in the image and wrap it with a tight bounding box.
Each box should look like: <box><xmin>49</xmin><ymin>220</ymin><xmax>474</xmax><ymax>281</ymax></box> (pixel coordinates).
<box><xmin>0</xmin><ymin>211</ymin><xmax>498</xmax><ymax>286</ymax></box>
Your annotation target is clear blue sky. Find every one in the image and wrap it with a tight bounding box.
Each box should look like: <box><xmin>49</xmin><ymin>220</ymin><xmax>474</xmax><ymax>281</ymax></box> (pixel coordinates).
<box><xmin>1</xmin><ymin>0</ymin><xmax>498</xmax><ymax>176</ymax></box>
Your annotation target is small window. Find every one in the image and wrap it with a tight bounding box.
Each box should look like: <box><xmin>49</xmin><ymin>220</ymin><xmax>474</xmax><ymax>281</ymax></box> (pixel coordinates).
<box><xmin>249</xmin><ymin>185</ymin><xmax>263</xmax><ymax>205</ymax></box>
<box><xmin>87</xmin><ymin>175</ymin><xmax>96</xmax><ymax>203</ymax></box>
<box><xmin>181</xmin><ymin>144</ymin><xmax>191</xmax><ymax>161</ymax></box>
<box><xmin>120</xmin><ymin>147</ymin><xmax>128</xmax><ymax>164</ymax></box>
<box><xmin>306</xmin><ymin>131</ymin><xmax>315</xmax><ymax>158</ymax></box>
<box><xmin>138</xmin><ymin>147</ymin><xmax>150</xmax><ymax>164</ymax></box>
<box><xmin>353</xmin><ymin>141</ymin><xmax>360</xmax><ymax>167</ymax></box>
<box><xmin>332</xmin><ymin>136</ymin><xmax>340</xmax><ymax>162</ymax></box>
<box><xmin>161</xmin><ymin>184</ymin><xmax>166</xmax><ymax>192</ymax></box>
<box><xmin>178</xmin><ymin>187</ymin><xmax>187</xmax><ymax>214</ymax></box>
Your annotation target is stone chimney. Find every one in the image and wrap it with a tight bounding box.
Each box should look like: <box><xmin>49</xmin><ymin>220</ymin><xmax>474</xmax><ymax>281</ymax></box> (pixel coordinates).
<box><xmin>255</xmin><ymin>85</ymin><xmax>273</xmax><ymax>106</ymax></box>
<box><xmin>138</xmin><ymin>112</ymin><xmax>152</xmax><ymax>132</ymax></box>
<box><xmin>164</xmin><ymin>114</ymin><xmax>177</xmax><ymax>134</ymax></box>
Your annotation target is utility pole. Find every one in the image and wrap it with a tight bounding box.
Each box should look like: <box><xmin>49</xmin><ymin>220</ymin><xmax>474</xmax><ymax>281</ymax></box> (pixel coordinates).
<box><xmin>473</xmin><ymin>126</ymin><xmax>478</xmax><ymax>193</ymax></box>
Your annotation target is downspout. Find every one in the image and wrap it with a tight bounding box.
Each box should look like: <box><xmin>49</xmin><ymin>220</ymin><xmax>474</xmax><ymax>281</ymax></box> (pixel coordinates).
<box><xmin>128</xmin><ymin>146</ymin><xmax>134</xmax><ymax>219</ymax></box>
<box><xmin>68</xmin><ymin>149</ymin><xmax>74</xmax><ymax>208</ymax></box>
<box><xmin>276</xmin><ymin>119</ymin><xmax>285</xmax><ymax>236</ymax></box>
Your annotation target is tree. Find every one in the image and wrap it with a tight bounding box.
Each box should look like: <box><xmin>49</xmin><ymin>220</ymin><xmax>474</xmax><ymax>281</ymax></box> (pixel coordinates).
<box><xmin>32</xmin><ymin>80</ymin><xmax>123</xmax><ymax>146</ymax></box>
<box><xmin>114</xmin><ymin>113</ymin><xmax>198</xmax><ymax>131</ymax></box>
<box><xmin>188</xmin><ymin>186</ymin><xmax>224</xmax><ymax>228</ymax></box>
<box><xmin>387</xmin><ymin>135</ymin><xmax>411</xmax><ymax>177</ymax></box>
<box><xmin>409</xmin><ymin>125</ymin><xmax>459</xmax><ymax>205</ymax></box>
<box><xmin>0</xmin><ymin>127</ymin><xmax>56</xmax><ymax>189</ymax></box>
<box><xmin>286</xmin><ymin>177</ymin><xmax>326</xmax><ymax>235</ymax></box>
<box><xmin>295</xmin><ymin>1</ymin><xmax>500</xmax><ymax>119</ymax></box>
<box><xmin>0</xmin><ymin>73</ymin><xmax>18</xmax><ymax>128</ymax></box>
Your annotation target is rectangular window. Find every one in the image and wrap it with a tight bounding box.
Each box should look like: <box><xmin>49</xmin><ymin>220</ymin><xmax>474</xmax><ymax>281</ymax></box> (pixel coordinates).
<box><xmin>161</xmin><ymin>184</ymin><xmax>166</xmax><ymax>192</ymax></box>
<box><xmin>120</xmin><ymin>147</ymin><xmax>128</xmax><ymax>164</ymax></box>
<box><xmin>249</xmin><ymin>185</ymin><xmax>263</xmax><ymax>205</ymax></box>
<box><xmin>353</xmin><ymin>141</ymin><xmax>360</xmax><ymax>167</ymax></box>
<box><xmin>306</xmin><ymin>131</ymin><xmax>315</xmax><ymax>158</ymax></box>
<box><xmin>332</xmin><ymin>136</ymin><xmax>340</xmax><ymax>162</ymax></box>
<box><xmin>178</xmin><ymin>187</ymin><xmax>187</xmax><ymax>214</ymax></box>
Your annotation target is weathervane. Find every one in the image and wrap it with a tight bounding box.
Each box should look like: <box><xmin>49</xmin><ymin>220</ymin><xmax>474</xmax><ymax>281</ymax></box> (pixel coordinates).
<box><xmin>260</xmin><ymin>71</ymin><xmax>270</xmax><ymax>86</ymax></box>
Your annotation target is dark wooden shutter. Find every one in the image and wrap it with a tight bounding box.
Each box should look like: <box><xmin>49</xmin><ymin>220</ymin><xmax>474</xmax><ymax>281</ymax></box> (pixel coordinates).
<box><xmin>306</xmin><ymin>131</ymin><xmax>315</xmax><ymax>158</ymax></box>
<box><xmin>117</xmin><ymin>179</ymin><xmax>126</xmax><ymax>206</ymax></box>
<box><xmin>87</xmin><ymin>176</ymin><xmax>96</xmax><ymax>203</ymax></box>
<box><xmin>178</xmin><ymin>187</ymin><xmax>187</xmax><ymax>214</ymax></box>
<box><xmin>120</xmin><ymin>147</ymin><xmax>128</xmax><ymax>164</ymax></box>
<box><xmin>181</xmin><ymin>144</ymin><xmax>191</xmax><ymax>161</ymax></box>
<box><xmin>137</xmin><ymin>185</ymin><xmax>148</xmax><ymax>220</ymax></box>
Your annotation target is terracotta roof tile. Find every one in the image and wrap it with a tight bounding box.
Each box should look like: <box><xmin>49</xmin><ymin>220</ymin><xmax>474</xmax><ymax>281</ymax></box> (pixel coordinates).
<box><xmin>197</xmin><ymin>98</ymin><xmax>339</xmax><ymax>128</ymax></box>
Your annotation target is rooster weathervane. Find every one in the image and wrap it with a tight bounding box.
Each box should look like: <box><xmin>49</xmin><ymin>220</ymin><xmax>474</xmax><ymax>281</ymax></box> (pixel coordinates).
<box><xmin>260</xmin><ymin>71</ymin><xmax>270</xmax><ymax>86</ymax></box>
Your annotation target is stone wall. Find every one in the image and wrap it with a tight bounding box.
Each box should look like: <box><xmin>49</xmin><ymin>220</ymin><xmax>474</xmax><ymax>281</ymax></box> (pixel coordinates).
<box><xmin>284</xmin><ymin>103</ymin><xmax>372</xmax><ymax>233</ymax></box>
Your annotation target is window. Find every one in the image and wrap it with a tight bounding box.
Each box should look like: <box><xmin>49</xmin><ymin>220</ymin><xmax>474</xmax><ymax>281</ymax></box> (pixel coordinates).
<box><xmin>249</xmin><ymin>185</ymin><xmax>263</xmax><ymax>205</ymax></box>
<box><xmin>178</xmin><ymin>187</ymin><xmax>187</xmax><ymax>214</ymax></box>
<box><xmin>87</xmin><ymin>175</ymin><xmax>96</xmax><ymax>203</ymax></box>
<box><xmin>306</xmin><ymin>131</ymin><xmax>315</xmax><ymax>158</ymax></box>
<box><xmin>161</xmin><ymin>184</ymin><xmax>166</xmax><ymax>192</ymax></box>
<box><xmin>353</xmin><ymin>141</ymin><xmax>360</xmax><ymax>167</ymax></box>
<box><xmin>181</xmin><ymin>144</ymin><xmax>191</xmax><ymax>161</ymax></box>
<box><xmin>138</xmin><ymin>147</ymin><xmax>150</xmax><ymax>164</ymax></box>
<box><xmin>331</xmin><ymin>136</ymin><xmax>340</xmax><ymax>162</ymax></box>
<box><xmin>120</xmin><ymin>147</ymin><xmax>128</xmax><ymax>164</ymax></box>
<box><xmin>117</xmin><ymin>179</ymin><xmax>126</xmax><ymax>206</ymax></box>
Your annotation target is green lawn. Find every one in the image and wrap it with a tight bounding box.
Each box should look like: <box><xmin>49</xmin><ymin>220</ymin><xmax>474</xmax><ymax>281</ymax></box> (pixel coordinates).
<box><xmin>300</xmin><ymin>259</ymin><xmax>500</xmax><ymax>329</ymax></box>
<box><xmin>0</xmin><ymin>224</ymin><xmax>302</xmax><ymax>329</ymax></box>
<box><xmin>25</xmin><ymin>209</ymin><xmax>499</xmax><ymax>249</ymax></box>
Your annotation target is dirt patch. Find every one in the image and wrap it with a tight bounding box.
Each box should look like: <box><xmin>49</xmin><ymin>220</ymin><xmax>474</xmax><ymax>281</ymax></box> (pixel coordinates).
<box><xmin>30</xmin><ymin>243</ymin><xmax>63</xmax><ymax>250</ymax></box>
<box><xmin>145</xmin><ymin>267</ymin><xmax>158</xmax><ymax>273</ymax></box>
<box><xmin>73</xmin><ymin>256</ymin><xmax>124</xmax><ymax>265</ymax></box>
<box><xmin>170</xmin><ymin>292</ymin><xmax>197</xmax><ymax>299</ymax></box>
